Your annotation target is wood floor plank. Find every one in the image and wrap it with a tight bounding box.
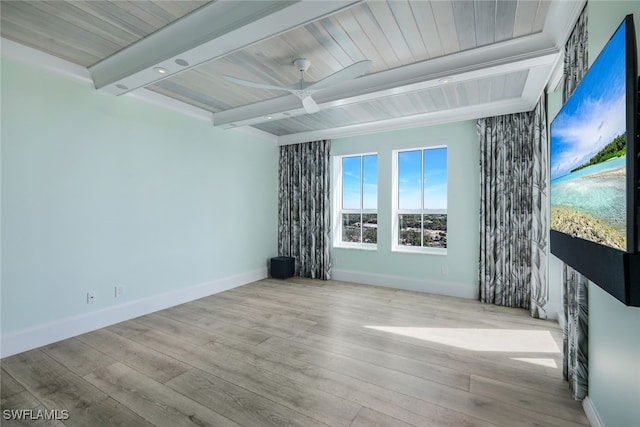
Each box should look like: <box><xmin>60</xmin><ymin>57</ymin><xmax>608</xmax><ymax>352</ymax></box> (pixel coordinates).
<box><xmin>166</xmin><ymin>368</ymin><xmax>328</xmax><ymax>427</ymax></box>
<box><xmin>305</xmin><ymin>321</ymin><xmax>570</xmax><ymax>397</ymax></box>
<box><xmin>103</xmin><ymin>319</ymin><xmax>151</xmax><ymax>338</ymax></box>
<box><xmin>2</xmin><ymin>350</ymin><xmax>81</xmax><ymax>399</ymax></box>
<box><xmin>76</xmin><ymin>328</ymin><xmax>190</xmax><ymax>384</ymax></box>
<box><xmin>256</xmin><ymin>278</ymin><xmax>559</xmax><ymax>332</ymax></box>
<box><xmin>308</xmin><ymin>322</ymin><xmax>561</xmax><ymax>378</ymax></box>
<box><xmin>211</xmin><ymin>289</ymin><xmax>565</xmax><ymax>386</ymax></box>
<box><xmin>2</xmin><ymin>350</ymin><xmax>153</xmax><ymax>427</ymax></box>
<box><xmin>157</xmin><ymin>304</ymin><xmax>271</xmax><ymax>345</ymax></box>
<box><xmin>349</xmin><ymin>407</ymin><xmax>418</xmax><ymax>427</ymax></box>
<box><xmin>272</xmin><ymin>277</ymin><xmax>552</xmax><ymax>327</ymax></box>
<box><xmin>192</xmin><ymin>295</ymin><xmax>319</xmax><ymax>329</ymax></box>
<box><xmin>132</xmin><ymin>313</ymin><xmax>220</xmax><ymax>346</ymax></box>
<box><xmin>184</xmin><ymin>298</ymin><xmax>317</xmax><ymax>339</ymax></box>
<box><xmin>84</xmin><ymin>362</ymin><xmax>239</xmax><ymax>427</ymax></box>
<box><xmin>42</xmin><ymin>338</ymin><xmax>115</xmax><ymax>377</ymax></box>
<box><xmin>469</xmin><ymin>375</ymin><xmax>588</xmax><ymax>424</ymax></box>
<box><xmin>2</xmin><ymin>278</ymin><xmax>586</xmax><ymax>427</ymax></box>
<box><xmin>228</xmin><ymin>286</ymin><xmax>566</xmax><ymax>395</ymax></box>
<box><xmin>262</xmin><ymin>334</ymin><xmax>471</xmax><ymax>391</ymax></box>
<box><xmin>1</xmin><ymin>390</ymin><xmax>66</xmax><ymax>427</ymax></box>
<box><xmin>285</xmin><ymin>325</ymin><xmax>568</xmax><ymax>397</ymax></box>
<box><xmin>254</xmin><ymin>337</ymin><xmax>584</xmax><ymax>427</ymax></box>
<box><xmin>1</xmin><ymin>368</ymin><xmax>26</xmax><ymax>399</ymax></box>
<box><xmin>198</xmin><ymin>331</ymin><xmax>499</xmax><ymax>427</ymax></box>
<box><xmin>128</xmin><ymin>328</ymin><xmax>362</xmax><ymax>427</ymax></box>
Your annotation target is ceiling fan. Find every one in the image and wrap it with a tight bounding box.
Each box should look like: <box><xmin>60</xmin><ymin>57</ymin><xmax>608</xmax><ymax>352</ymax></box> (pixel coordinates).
<box><xmin>223</xmin><ymin>58</ymin><xmax>372</xmax><ymax>114</ymax></box>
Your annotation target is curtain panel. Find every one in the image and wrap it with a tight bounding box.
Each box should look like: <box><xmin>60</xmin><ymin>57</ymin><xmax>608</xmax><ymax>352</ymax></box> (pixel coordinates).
<box><xmin>563</xmin><ymin>6</ymin><xmax>589</xmax><ymax>104</ymax></box>
<box><xmin>563</xmin><ymin>264</ymin><xmax>589</xmax><ymax>400</ymax></box>
<box><xmin>562</xmin><ymin>5</ymin><xmax>589</xmax><ymax>401</ymax></box>
<box><xmin>278</xmin><ymin>140</ymin><xmax>331</xmax><ymax>280</ymax></box>
<box><xmin>477</xmin><ymin>96</ymin><xmax>548</xmax><ymax>317</ymax></box>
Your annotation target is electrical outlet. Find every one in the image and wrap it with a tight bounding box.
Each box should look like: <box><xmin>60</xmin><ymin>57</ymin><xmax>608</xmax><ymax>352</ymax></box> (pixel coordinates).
<box><xmin>114</xmin><ymin>286</ymin><xmax>123</xmax><ymax>298</ymax></box>
<box><xmin>441</xmin><ymin>266</ymin><xmax>448</xmax><ymax>276</ymax></box>
<box><xmin>87</xmin><ymin>292</ymin><xmax>95</xmax><ymax>304</ymax></box>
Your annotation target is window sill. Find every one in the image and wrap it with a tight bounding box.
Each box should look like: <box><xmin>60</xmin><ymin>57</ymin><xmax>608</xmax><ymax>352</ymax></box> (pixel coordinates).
<box><xmin>391</xmin><ymin>246</ymin><xmax>447</xmax><ymax>256</ymax></box>
<box><xmin>334</xmin><ymin>243</ymin><xmax>378</xmax><ymax>251</ymax></box>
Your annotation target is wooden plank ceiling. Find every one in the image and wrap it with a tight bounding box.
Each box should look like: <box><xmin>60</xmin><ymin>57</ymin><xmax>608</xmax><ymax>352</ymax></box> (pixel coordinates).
<box><xmin>0</xmin><ymin>0</ymin><xmax>575</xmax><ymax>142</ymax></box>
<box><xmin>148</xmin><ymin>1</ymin><xmax>549</xmax><ymax>111</ymax></box>
<box><xmin>0</xmin><ymin>1</ymin><xmax>209</xmax><ymax>67</ymax></box>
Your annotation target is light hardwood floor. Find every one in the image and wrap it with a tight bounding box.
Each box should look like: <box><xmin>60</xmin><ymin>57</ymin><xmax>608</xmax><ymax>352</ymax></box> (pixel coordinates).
<box><xmin>1</xmin><ymin>277</ymin><xmax>588</xmax><ymax>427</ymax></box>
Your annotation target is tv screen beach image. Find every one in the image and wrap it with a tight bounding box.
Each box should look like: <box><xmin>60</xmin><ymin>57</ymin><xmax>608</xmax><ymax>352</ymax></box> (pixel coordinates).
<box><xmin>550</xmin><ymin>21</ymin><xmax>627</xmax><ymax>251</ymax></box>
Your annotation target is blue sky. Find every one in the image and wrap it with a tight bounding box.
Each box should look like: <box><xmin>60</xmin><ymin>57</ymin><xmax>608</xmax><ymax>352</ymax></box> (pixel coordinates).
<box><xmin>342</xmin><ymin>155</ymin><xmax>377</xmax><ymax>209</ymax></box>
<box><xmin>398</xmin><ymin>148</ymin><xmax>448</xmax><ymax>210</ymax></box>
<box><xmin>550</xmin><ymin>21</ymin><xmax>627</xmax><ymax>181</ymax></box>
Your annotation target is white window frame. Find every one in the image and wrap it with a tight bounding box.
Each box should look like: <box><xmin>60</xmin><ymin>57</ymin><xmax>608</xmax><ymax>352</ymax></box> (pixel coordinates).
<box><xmin>392</xmin><ymin>145</ymin><xmax>448</xmax><ymax>255</ymax></box>
<box><xmin>333</xmin><ymin>152</ymin><xmax>378</xmax><ymax>250</ymax></box>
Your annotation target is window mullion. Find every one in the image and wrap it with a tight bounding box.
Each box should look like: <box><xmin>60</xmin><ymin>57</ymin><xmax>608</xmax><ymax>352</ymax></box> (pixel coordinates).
<box><xmin>421</xmin><ymin>149</ymin><xmax>425</xmax><ymax>248</ymax></box>
<box><xmin>360</xmin><ymin>155</ymin><xmax>364</xmax><ymax>243</ymax></box>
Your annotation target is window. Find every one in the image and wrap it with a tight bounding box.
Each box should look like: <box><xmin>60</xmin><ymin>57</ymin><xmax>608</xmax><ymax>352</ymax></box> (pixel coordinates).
<box><xmin>393</xmin><ymin>146</ymin><xmax>447</xmax><ymax>253</ymax></box>
<box><xmin>335</xmin><ymin>153</ymin><xmax>378</xmax><ymax>247</ymax></box>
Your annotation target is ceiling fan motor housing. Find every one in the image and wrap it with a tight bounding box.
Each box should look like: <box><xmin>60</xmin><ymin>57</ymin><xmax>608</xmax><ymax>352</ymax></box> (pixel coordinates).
<box><xmin>293</xmin><ymin>58</ymin><xmax>311</xmax><ymax>73</ymax></box>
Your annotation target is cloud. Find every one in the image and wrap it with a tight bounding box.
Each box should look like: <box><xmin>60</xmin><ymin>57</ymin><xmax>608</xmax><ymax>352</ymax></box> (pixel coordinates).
<box><xmin>551</xmin><ymin>91</ymin><xmax>626</xmax><ymax>179</ymax></box>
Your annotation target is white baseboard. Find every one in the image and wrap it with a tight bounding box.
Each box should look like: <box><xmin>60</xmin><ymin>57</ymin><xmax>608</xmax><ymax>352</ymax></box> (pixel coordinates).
<box><xmin>331</xmin><ymin>269</ymin><xmax>478</xmax><ymax>300</ymax></box>
<box><xmin>1</xmin><ymin>268</ymin><xmax>267</xmax><ymax>358</ymax></box>
<box><xmin>582</xmin><ymin>396</ymin><xmax>604</xmax><ymax>427</ymax></box>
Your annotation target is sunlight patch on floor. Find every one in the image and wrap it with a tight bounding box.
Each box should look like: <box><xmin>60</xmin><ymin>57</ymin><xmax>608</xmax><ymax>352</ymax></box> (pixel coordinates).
<box><xmin>511</xmin><ymin>357</ymin><xmax>558</xmax><ymax>368</ymax></box>
<box><xmin>364</xmin><ymin>326</ymin><xmax>560</xmax><ymax>353</ymax></box>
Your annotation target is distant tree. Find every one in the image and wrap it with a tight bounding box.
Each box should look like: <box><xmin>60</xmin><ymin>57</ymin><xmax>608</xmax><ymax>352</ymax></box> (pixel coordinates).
<box><xmin>571</xmin><ymin>134</ymin><xmax>626</xmax><ymax>173</ymax></box>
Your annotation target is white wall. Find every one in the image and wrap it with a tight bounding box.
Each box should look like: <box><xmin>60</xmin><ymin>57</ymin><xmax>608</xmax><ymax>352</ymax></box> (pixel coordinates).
<box><xmin>547</xmin><ymin>2</ymin><xmax>640</xmax><ymax>426</ymax></box>
<box><xmin>0</xmin><ymin>57</ymin><xmax>279</xmax><ymax>356</ymax></box>
<box><xmin>331</xmin><ymin>121</ymin><xmax>479</xmax><ymax>299</ymax></box>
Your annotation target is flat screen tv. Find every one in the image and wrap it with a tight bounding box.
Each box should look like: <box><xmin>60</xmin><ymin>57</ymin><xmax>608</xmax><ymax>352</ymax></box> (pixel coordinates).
<box><xmin>550</xmin><ymin>14</ymin><xmax>640</xmax><ymax>306</ymax></box>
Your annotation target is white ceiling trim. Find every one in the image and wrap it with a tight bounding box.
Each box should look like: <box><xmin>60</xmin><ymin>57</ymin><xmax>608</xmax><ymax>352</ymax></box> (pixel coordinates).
<box><xmin>91</xmin><ymin>0</ymin><xmax>362</xmax><ymax>96</ymax></box>
<box><xmin>213</xmin><ymin>32</ymin><xmax>559</xmax><ymax>129</ymax></box>
<box><xmin>276</xmin><ymin>97</ymin><xmax>534</xmax><ymax>145</ymax></box>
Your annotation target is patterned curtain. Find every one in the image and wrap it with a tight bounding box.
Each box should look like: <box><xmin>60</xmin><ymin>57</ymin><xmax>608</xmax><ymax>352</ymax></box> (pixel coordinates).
<box><xmin>563</xmin><ymin>264</ymin><xmax>589</xmax><ymax>400</ymax></box>
<box><xmin>563</xmin><ymin>6</ymin><xmax>588</xmax><ymax>104</ymax></box>
<box><xmin>477</xmin><ymin>96</ymin><xmax>548</xmax><ymax>316</ymax></box>
<box><xmin>529</xmin><ymin>97</ymin><xmax>549</xmax><ymax>318</ymax></box>
<box><xmin>562</xmin><ymin>5</ymin><xmax>589</xmax><ymax>401</ymax></box>
<box><xmin>278</xmin><ymin>140</ymin><xmax>331</xmax><ymax>279</ymax></box>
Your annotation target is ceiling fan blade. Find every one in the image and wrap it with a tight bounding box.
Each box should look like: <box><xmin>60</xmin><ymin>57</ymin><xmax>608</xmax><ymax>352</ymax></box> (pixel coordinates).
<box><xmin>306</xmin><ymin>60</ymin><xmax>373</xmax><ymax>92</ymax></box>
<box><xmin>301</xmin><ymin>95</ymin><xmax>319</xmax><ymax>114</ymax></box>
<box><xmin>223</xmin><ymin>75</ymin><xmax>291</xmax><ymax>93</ymax></box>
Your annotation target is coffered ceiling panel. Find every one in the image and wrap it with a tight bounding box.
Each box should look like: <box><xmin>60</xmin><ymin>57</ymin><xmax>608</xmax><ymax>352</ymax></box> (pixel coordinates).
<box><xmin>0</xmin><ymin>0</ymin><xmax>585</xmax><ymax>143</ymax></box>
<box><xmin>147</xmin><ymin>0</ymin><xmax>551</xmax><ymax>113</ymax></box>
<box><xmin>253</xmin><ymin>70</ymin><xmax>530</xmax><ymax>136</ymax></box>
<box><xmin>0</xmin><ymin>0</ymin><xmax>209</xmax><ymax>67</ymax></box>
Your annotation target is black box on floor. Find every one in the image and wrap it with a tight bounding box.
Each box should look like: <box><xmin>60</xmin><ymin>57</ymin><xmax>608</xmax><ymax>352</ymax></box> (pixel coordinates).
<box><xmin>271</xmin><ymin>256</ymin><xmax>295</xmax><ymax>279</ymax></box>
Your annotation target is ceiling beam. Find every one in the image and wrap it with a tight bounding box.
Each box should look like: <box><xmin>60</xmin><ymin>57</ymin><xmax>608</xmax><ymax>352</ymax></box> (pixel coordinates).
<box><xmin>89</xmin><ymin>0</ymin><xmax>362</xmax><ymax>95</ymax></box>
<box><xmin>213</xmin><ymin>32</ymin><xmax>559</xmax><ymax>129</ymax></box>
